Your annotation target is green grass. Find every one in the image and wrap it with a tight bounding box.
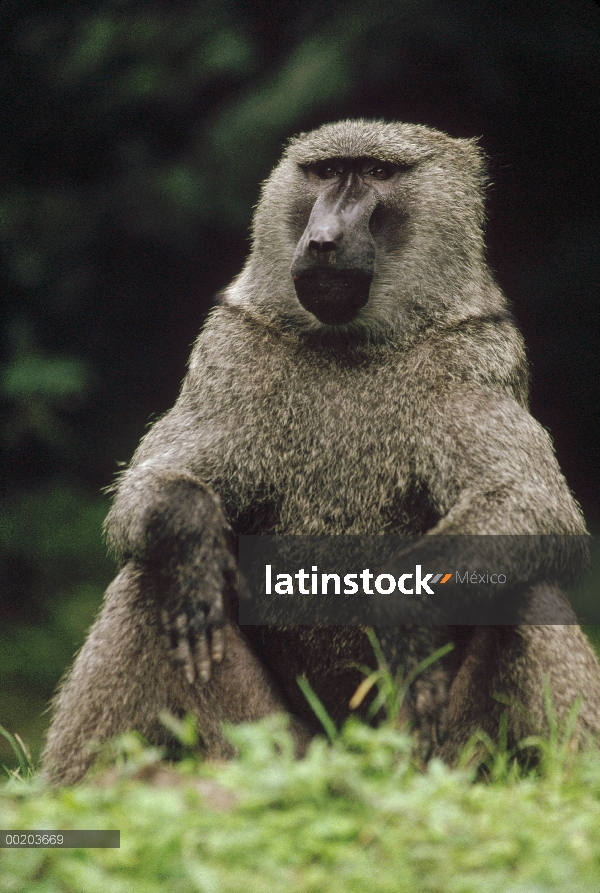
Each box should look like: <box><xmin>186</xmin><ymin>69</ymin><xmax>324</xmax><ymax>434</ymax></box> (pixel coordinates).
<box><xmin>3</xmin><ymin>633</ymin><xmax>600</xmax><ymax>891</ymax></box>
<box><xmin>2</xmin><ymin>713</ymin><xmax>600</xmax><ymax>893</ymax></box>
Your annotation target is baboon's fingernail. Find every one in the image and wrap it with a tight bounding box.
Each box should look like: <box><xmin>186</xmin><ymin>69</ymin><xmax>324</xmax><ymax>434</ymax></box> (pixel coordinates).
<box><xmin>184</xmin><ymin>657</ymin><xmax>196</xmax><ymax>685</ymax></box>
<box><xmin>199</xmin><ymin>664</ymin><xmax>211</xmax><ymax>684</ymax></box>
<box><xmin>211</xmin><ymin>629</ymin><xmax>224</xmax><ymax>662</ymax></box>
<box><xmin>176</xmin><ymin>613</ymin><xmax>188</xmax><ymax>633</ymax></box>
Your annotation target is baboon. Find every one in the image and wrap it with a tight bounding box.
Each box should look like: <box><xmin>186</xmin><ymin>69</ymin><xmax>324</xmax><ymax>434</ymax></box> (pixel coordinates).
<box><xmin>43</xmin><ymin>119</ymin><xmax>600</xmax><ymax>785</ymax></box>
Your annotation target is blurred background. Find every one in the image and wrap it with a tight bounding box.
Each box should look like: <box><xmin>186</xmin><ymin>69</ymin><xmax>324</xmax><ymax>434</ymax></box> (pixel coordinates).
<box><xmin>1</xmin><ymin>0</ymin><xmax>599</xmax><ymax>767</ymax></box>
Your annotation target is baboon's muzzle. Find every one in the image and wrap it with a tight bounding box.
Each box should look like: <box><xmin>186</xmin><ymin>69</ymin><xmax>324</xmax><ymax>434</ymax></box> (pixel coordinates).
<box><xmin>291</xmin><ymin>175</ymin><xmax>377</xmax><ymax>325</ymax></box>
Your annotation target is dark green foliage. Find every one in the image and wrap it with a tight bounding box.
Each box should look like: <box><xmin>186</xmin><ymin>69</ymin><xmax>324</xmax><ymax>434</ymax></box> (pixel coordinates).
<box><xmin>0</xmin><ymin>486</ymin><xmax>113</xmax><ymax>764</ymax></box>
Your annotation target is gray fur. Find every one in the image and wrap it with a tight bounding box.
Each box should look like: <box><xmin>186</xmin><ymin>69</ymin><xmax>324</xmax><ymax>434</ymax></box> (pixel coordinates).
<box><xmin>42</xmin><ymin>120</ymin><xmax>600</xmax><ymax>784</ymax></box>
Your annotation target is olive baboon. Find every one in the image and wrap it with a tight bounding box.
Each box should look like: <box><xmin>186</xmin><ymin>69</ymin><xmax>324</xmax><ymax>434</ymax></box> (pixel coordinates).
<box><xmin>43</xmin><ymin>119</ymin><xmax>600</xmax><ymax>784</ymax></box>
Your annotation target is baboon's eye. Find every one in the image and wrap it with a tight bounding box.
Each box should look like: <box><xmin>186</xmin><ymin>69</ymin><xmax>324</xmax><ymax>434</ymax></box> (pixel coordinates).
<box><xmin>315</xmin><ymin>162</ymin><xmax>341</xmax><ymax>179</ymax></box>
<box><xmin>367</xmin><ymin>164</ymin><xmax>392</xmax><ymax>180</ymax></box>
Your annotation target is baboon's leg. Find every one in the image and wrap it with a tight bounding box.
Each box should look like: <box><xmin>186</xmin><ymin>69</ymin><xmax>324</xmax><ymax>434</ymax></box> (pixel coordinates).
<box><xmin>438</xmin><ymin>588</ymin><xmax>600</xmax><ymax>764</ymax></box>
<box><xmin>376</xmin><ymin>626</ymin><xmax>456</xmax><ymax>761</ymax></box>
<box><xmin>42</xmin><ymin>562</ymin><xmax>308</xmax><ymax>785</ymax></box>
<box><xmin>436</xmin><ymin>626</ymin><xmax>508</xmax><ymax>763</ymax></box>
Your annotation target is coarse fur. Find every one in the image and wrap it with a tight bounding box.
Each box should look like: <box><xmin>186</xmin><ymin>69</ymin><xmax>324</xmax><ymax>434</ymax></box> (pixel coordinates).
<box><xmin>43</xmin><ymin>120</ymin><xmax>600</xmax><ymax>785</ymax></box>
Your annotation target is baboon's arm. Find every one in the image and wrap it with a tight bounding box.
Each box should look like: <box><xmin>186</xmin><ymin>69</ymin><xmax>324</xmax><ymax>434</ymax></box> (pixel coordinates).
<box><xmin>104</xmin><ymin>410</ymin><xmax>235</xmax><ymax>684</ymax></box>
<box><xmin>410</xmin><ymin>385</ymin><xmax>588</xmax><ymax>605</ymax></box>
<box><xmin>419</xmin><ymin>386</ymin><xmax>585</xmax><ymax>537</ymax></box>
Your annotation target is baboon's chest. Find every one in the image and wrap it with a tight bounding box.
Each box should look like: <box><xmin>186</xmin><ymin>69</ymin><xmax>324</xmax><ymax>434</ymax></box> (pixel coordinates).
<box><xmin>211</xmin><ymin>358</ymin><xmax>427</xmax><ymax>535</ymax></box>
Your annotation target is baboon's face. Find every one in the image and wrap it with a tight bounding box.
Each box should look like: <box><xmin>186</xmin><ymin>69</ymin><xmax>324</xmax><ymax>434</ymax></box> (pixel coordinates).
<box><xmin>290</xmin><ymin>157</ymin><xmax>411</xmax><ymax>325</ymax></box>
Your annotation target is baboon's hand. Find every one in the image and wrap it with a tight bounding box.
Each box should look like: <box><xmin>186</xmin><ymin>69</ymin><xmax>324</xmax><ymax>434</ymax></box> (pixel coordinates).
<box><xmin>137</xmin><ymin>477</ymin><xmax>238</xmax><ymax>685</ymax></box>
<box><xmin>158</xmin><ymin>543</ymin><xmax>237</xmax><ymax>685</ymax></box>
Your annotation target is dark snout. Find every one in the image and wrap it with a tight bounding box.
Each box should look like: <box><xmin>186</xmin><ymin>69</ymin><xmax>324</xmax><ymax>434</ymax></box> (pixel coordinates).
<box><xmin>291</xmin><ymin>179</ymin><xmax>378</xmax><ymax>325</ymax></box>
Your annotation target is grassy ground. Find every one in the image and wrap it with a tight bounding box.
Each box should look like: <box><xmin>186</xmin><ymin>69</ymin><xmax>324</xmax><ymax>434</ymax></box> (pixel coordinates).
<box><xmin>2</xmin><ymin>701</ymin><xmax>600</xmax><ymax>892</ymax></box>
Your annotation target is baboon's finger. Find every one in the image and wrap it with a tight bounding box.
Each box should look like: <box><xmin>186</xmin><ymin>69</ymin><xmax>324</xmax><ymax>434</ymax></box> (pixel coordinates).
<box><xmin>195</xmin><ymin>632</ymin><xmax>211</xmax><ymax>684</ymax></box>
<box><xmin>183</xmin><ymin>647</ymin><xmax>197</xmax><ymax>685</ymax></box>
<box><xmin>211</xmin><ymin>627</ymin><xmax>225</xmax><ymax>663</ymax></box>
<box><xmin>176</xmin><ymin>631</ymin><xmax>196</xmax><ymax>685</ymax></box>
